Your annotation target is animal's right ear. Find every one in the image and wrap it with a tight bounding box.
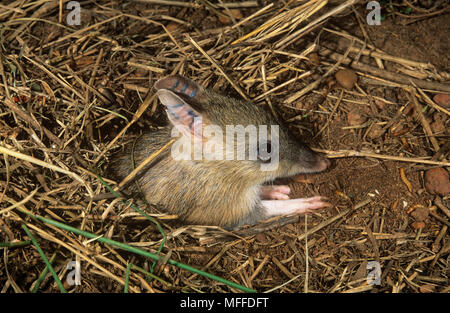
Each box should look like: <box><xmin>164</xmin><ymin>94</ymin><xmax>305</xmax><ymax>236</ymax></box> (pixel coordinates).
<box><xmin>155</xmin><ymin>75</ymin><xmax>205</xmax><ymax>100</ymax></box>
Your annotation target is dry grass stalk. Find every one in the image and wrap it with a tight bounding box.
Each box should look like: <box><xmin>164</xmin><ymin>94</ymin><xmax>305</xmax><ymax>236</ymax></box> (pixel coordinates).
<box><xmin>0</xmin><ymin>0</ymin><xmax>448</xmax><ymax>293</ymax></box>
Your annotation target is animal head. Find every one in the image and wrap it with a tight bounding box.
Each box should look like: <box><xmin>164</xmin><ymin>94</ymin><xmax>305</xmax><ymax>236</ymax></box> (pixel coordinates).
<box><xmin>155</xmin><ymin>75</ymin><xmax>329</xmax><ymax>182</ymax></box>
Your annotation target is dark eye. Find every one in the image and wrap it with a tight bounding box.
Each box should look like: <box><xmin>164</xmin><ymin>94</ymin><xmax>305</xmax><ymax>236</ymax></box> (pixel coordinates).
<box><xmin>257</xmin><ymin>141</ymin><xmax>272</xmax><ymax>163</ymax></box>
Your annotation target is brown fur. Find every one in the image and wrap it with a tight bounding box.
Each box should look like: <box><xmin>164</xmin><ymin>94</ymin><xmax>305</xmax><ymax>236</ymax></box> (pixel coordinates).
<box><xmin>113</xmin><ymin>81</ymin><xmax>325</xmax><ymax>229</ymax></box>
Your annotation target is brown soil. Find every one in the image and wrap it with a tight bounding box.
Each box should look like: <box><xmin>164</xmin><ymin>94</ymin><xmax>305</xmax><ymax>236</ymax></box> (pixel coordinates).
<box><xmin>0</xmin><ymin>1</ymin><xmax>448</xmax><ymax>293</ymax></box>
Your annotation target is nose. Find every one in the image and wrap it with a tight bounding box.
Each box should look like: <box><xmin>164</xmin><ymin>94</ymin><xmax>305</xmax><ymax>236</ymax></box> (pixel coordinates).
<box><xmin>317</xmin><ymin>157</ymin><xmax>330</xmax><ymax>172</ymax></box>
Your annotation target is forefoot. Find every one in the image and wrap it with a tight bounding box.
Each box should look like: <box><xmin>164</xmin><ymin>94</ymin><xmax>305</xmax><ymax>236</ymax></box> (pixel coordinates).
<box><xmin>260</xmin><ymin>185</ymin><xmax>291</xmax><ymax>200</ymax></box>
<box><xmin>262</xmin><ymin>196</ymin><xmax>330</xmax><ymax>217</ymax></box>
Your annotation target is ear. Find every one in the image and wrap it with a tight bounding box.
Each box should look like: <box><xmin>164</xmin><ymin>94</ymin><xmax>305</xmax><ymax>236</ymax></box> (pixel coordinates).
<box><xmin>157</xmin><ymin>89</ymin><xmax>203</xmax><ymax>139</ymax></box>
<box><xmin>155</xmin><ymin>75</ymin><xmax>204</xmax><ymax>100</ymax></box>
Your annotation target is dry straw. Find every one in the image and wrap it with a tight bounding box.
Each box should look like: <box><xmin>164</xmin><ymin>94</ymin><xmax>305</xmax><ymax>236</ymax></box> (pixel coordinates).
<box><xmin>0</xmin><ymin>0</ymin><xmax>448</xmax><ymax>293</ymax></box>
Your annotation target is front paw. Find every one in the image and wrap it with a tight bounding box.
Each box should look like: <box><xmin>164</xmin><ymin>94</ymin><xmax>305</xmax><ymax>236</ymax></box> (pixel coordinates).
<box><xmin>260</xmin><ymin>185</ymin><xmax>291</xmax><ymax>200</ymax></box>
<box><xmin>262</xmin><ymin>196</ymin><xmax>331</xmax><ymax>217</ymax></box>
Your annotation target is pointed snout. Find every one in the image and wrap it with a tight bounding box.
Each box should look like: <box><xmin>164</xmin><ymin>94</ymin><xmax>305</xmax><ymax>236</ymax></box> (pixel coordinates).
<box><xmin>314</xmin><ymin>156</ymin><xmax>331</xmax><ymax>172</ymax></box>
<box><xmin>294</xmin><ymin>143</ymin><xmax>331</xmax><ymax>174</ymax></box>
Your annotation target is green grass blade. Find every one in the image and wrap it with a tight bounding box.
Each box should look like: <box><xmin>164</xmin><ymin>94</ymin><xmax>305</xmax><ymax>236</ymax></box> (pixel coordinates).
<box><xmin>0</xmin><ymin>240</ymin><xmax>32</xmax><ymax>248</ymax></box>
<box><xmin>31</xmin><ymin>252</ymin><xmax>57</xmax><ymax>293</ymax></box>
<box><xmin>21</xmin><ymin>224</ymin><xmax>66</xmax><ymax>293</ymax></box>
<box><xmin>98</xmin><ymin>175</ymin><xmax>167</xmax><ymax>274</ymax></box>
<box><xmin>124</xmin><ymin>263</ymin><xmax>131</xmax><ymax>293</ymax></box>
<box><xmin>26</xmin><ymin>213</ymin><xmax>254</xmax><ymax>293</ymax></box>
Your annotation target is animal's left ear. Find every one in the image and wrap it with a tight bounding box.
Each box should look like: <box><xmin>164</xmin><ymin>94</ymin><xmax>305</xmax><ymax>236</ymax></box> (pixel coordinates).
<box><xmin>157</xmin><ymin>89</ymin><xmax>203</xmax><ymax>140</ymax></box>
<box><xmin>155</xmin><ymin>75</ymin><xmax>205</xmax><ymax>100</ymax></box>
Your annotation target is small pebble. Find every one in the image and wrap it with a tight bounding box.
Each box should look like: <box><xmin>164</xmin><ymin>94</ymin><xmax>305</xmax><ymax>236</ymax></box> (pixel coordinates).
<box><xmin>347</xmin><ymin>110</ymin><xmax>366</xmax><ymax>126</ymax></box>
<box><xmin>255</xmin><ymin>233</ymin><xmax>266</xmax><ymax>242</ymax></box>
<box><xmin>433</xmin><ymin>93</ymin><xmax>450</xmax><ymax>108</ymax></box>
<box><xmin>165</xmin><ymin>22</ymin><xmax>179</xmax><ymax>32</ymax></box>
<box><xmin>424</xmin><ymin>168</ymin><xmax>450</xmax><ymax>196</ymax></box>
<box><xmin>335</xmin><ymin>69</ymin><xmax>357</xmax><ymax>89</ymax></box>
<box><xmin>367</xmin><ymin>124</ymin><xmax>383</xmax><ymax>139</ymax></box>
